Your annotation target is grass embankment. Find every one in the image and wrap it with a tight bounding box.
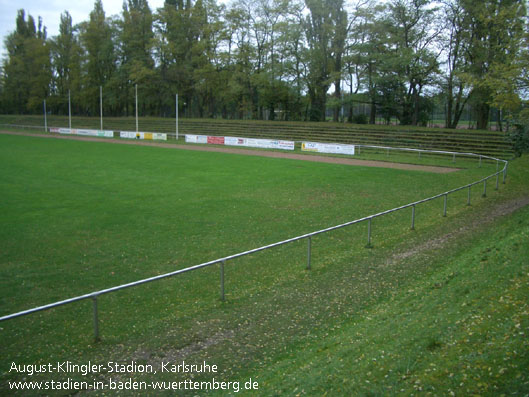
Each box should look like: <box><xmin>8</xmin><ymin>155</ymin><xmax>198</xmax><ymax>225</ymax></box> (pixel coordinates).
<box><xmin>254</xmin><ymin>198</ymin><xmax>529</xmax><ymax>395</ymax></box>
<box><xmin>0</xmin><ymin>132</ymin><xmax>527</xmax><ymax>395</ymax></box>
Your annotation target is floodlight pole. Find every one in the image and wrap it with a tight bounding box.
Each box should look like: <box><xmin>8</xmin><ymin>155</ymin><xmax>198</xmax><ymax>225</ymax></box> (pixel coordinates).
<box><xmin>176</xmin><ymin>94</ymin><xmax>179</xmax><ymax>141</ymax></box>
<box><xmin>135</xmin><ymin>84</ymin><xmax>138</xmax><ymax>133</ymax></box>
<box><xmin>43</xmin><ymin>100</ymin><xmax>47</xmax><ymax>132</ymax></box>
<box><xmin>68</xmin><ymin>90</ymin><xmax>72</xmax><ymax>129</ymax></box>
<box><xmin>100</xmin><ymin>86</ymin><xmax>103</xmax><ymax>130</ymax></box>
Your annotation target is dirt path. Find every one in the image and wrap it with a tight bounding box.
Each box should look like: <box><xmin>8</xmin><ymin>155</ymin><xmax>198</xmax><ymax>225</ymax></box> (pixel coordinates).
<box><xmin>0</xmin><ymin>130</ymin><xmax>459</xmax><ymax>174</ymax></box>
<box><xmin>391</xmin><ymin>196</ymin><xmax>529</xmax><ymax>263</ymax></box>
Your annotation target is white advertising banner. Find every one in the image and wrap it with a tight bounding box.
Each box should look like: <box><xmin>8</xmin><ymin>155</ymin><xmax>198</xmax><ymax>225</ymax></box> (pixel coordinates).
<box><xmin>57</xmin><ymin>128</ymin><xmax>114</xmax><ymax>138</ymax></box>
<box><xmin>185</xmin><ymin>134</ymin><xmax>208</xmax><ymax>144</ymax></box>
<box><xmin>224</xmin><ymin>136</ymin><xmax>247</xmax><ymax>147</ymax></box>
<box><xmin>120</xmin><ymin>131</ymin><xmax>137</xmax><ymax>139</ymax></box>
<box><xmin>185</xmin><ymin>134</ymin><xmax>295</xmax><ymax>151</ymax></box>
<box><xmin>276</xmin><ymin>140</ymin><xmax>296</xmax><ymax>151</ymax></box>
<box><xmin>301</xmin><ymin>141</ymin><xmax>355</xmax><ymax>156</ymax></box>
<box><xmin>229</xmin><ymin>137</ymin><xmax>295</xmax><ymax>151</ymax></box>
<box><xmin>152</xmin><ymin>133</ymin><xmax>167</xmax><ymax>141</ymax></box>
<box><xmin>120</xmin><ymin>131</ymin><xmax>167</xmax><ymax>141</ymax></box>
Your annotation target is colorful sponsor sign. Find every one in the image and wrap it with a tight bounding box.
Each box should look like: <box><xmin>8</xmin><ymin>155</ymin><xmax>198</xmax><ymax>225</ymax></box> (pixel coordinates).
<box><xmin>301</xmin><ymin>141</ymin><xmax>355</xmax><ymax>155</ymax></box>
<box><xmin>120</xmin><ymin>131</ymin><xmax>167</xmax><ymax>141</ymax></box>
<box><xmin>207</xmin><ymin>136</ymin><xmax>225</xmax><ymax>145</ymax></box>
<box><xmin>56</xmin><ymin>128</ymin><xmax>114</xmax><ymax>138</ymax></box>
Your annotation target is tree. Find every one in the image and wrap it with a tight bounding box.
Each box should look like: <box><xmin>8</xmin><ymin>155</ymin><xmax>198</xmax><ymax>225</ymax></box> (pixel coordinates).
<box><xmin>461</xmin><ymin>0</ymin><xmax>526</xmax><ymax>130</ymax></box>
<box><xmin>190</xmin><ymin>0</ymin><xmax>228</xmax><ymax>118</ymax></box>
<box><xmin>49</xmin><ymin>11</ymin><xmax>83</xmax><ymax>115</ymax></box>
<box><xmin>155</xmin><ymin>0</ymin><xmax>197</xmax><ymax>116</ymax></box>
<box><xmin>2</xmin><ymin>10</ymin><xmax>51</xmax><ymax>114</ymax></box>
<box><xmin>304</xmin><ymin>0</ymin><xmax>347</xmax><ymax>121</ymax></box>
<box><xmin>80</xmin><ymin>0</ymin><xmax>117</xmax><ymax>115</ymax></box>
<box><xmin>440</xmin><ymin>0</ymin><xmax>471</xmax><ymax>129</ymax></box>
<box><xmin>384</xmin><ymin>0</ymin><xmax>442</xmax><ymax>125</ymax></box>
<box><xmin>119</xmin><ymin>0</ymin><xmax>156</xmax><ymax>115</ymax></box>
<box><xmin>346</xmin><ymin>2</ymin><xmax>390</xmax><ymax>124</ymax></box>
<box><xmin>222</xmin><ymin>0</ymin><xmax>257</xmax><ymax>118</ymax></box>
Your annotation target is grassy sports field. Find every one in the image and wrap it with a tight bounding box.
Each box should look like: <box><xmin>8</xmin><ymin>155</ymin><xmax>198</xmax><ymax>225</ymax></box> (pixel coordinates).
<box><xmin>0</xmin><ymin>132</ymin><xmax>527</xmax><ymax>395</ymax></box>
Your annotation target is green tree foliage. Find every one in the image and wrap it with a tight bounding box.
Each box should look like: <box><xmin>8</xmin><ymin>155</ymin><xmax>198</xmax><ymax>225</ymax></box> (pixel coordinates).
<box><xmin>79</xmin><ymin>0</ymin><xmax>117</xmax><ymax>116</ymax></box>
<box><xmin>441</xmin><ymin>0</ymin><xmax>471</xmax><ymax>129</ymax></box>
<box><xmin>459</xmin><ymin>0</ymin><xmax>526</xmax><ymax>130</ymax></box>
<box><xmin>119</xmin><ymin>0</ymin><xmax>156</xmax><ymax>116</ymax></box>
<box><xmin>2</xmin><ymin>10</ymin><xmax>51</xmax><ymax>113</ymax></box>
<box><xmin>348</xmin><ymin>2</ymin><xmax>393</xmax><ymax>124</ymax></box>
<box><xmin>49</xmin><ymin>11</ymin><xmax>83</xmax><ymax>115</ymax></box>
<box><xmin>0</xmin><ymin>0</ymin><xmax>528</xmax><ymax>130</ymax></box>
<box><xmin>303</xmin><ymin>0</ymin><xmax>347</xmax><ymax>121</ymax></box>
<box><xmin>382</xmin><ymin>0</ymin><xmax>441</xmax><ymax>125</ymax></box>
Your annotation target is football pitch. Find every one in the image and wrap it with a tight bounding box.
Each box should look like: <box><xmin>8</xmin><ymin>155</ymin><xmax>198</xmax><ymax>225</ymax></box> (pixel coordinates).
<box><xmin>0</xmin><ymin>133</ymin><xmax>513</xmax><ymax>394</ymax></box>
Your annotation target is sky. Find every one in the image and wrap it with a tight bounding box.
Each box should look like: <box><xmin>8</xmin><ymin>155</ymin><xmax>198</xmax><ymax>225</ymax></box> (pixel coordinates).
<box><xmin>0</xmin><ymin>0</ymin><xmax>166</xmax><ymax>56</ymax></box>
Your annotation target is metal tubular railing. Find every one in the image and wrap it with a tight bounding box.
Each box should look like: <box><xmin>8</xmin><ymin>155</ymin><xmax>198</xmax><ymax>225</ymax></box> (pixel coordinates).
<box><xmin>0</xmin><ymin>146</ymin><xmax>509</xmax><ymax>342</ymax></box>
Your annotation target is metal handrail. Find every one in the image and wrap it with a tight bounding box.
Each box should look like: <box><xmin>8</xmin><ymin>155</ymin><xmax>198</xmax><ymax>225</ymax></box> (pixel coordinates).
<box><xmin>0</xmin><ymin>145</ymin><xmax>508</xmax><ymax>341</ymax></box>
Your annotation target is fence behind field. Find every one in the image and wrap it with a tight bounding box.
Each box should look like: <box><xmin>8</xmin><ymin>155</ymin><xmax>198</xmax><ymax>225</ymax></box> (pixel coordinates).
<box><xmin>0</xmin><ymin>114</ymin><xmax>514</xmax><ymax>158</ymax></box>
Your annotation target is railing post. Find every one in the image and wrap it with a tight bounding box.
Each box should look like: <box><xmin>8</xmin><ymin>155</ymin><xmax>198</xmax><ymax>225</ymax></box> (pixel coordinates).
<box><xmin>452</xmin><ymin>153</ymin><xmax>456</xmax><ymax>163</ymax></box>
<box><xmin>220</xmin><ymin>260</ymin><xmax>225</xmax><ymax>301</ymax></box>
<box><xmin>482</xmin><ymin>179</ymin><xmax>487</xmax><ymax>197</ymax></box>
<box><xmin>503</xmin><ymin>163</ymin><xmax>508</xmax><ymax>184</ymax></box>
<box><xmin>411</xmin><ymin>205</ymin><xmax>416</xmax><ymax>230</ymax></box>
<box><xmin>366</xmin><ymin>218</ymin><xmax>372</xmax><ymax>248</ymax></box>
<box><xmin>479</xmin><ymin>155</ymin><xmax>482</xmax><ymax>168</ymax></box>
<box><xmin>467</xmin><ymin>186</ymin><xmax>471</xmax><ymax>206</ymax></box>
<box><xmin>495</xmin><ymin>173</ymin><xmax>499</xmax><ymax>190</ymax></box>
<box><xmin>92</xmin><ymin>296</ymin><xmax>100</xmax><ymax>342</ymax></box>
<box><xmin>443</xmin><ymin>194</ymin><xmax>448</xmax><ymax>217</ymax></box>
<box><xmin>307</xmin><ymin>236</ymin><xmax>312</xmax><ymax>270</ymax></box>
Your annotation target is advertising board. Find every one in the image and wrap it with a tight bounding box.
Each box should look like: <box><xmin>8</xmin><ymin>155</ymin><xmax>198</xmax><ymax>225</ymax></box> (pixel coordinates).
<box><xmin>56</xmin><ymin>128</ymin><xmax>114</xmax><ymax>138</ymax></box>
<box><xmin>185</xmin><ymin>134</ymin><xmax>208</xmax><ymax>144</ymax></box>
<box><xmin>120</xmin><ymin>131</ymin><xmax>167</xmax><ymax>141</ymax></box>
<box><xmin>301</xmin><ymin>141</ymin><xmax>355</xmax><ymax>155</ymax></box>
<box><xmin>185</xmin><ymin>134</ymin><xmax>295</xmax><ymax>151</ymax></box>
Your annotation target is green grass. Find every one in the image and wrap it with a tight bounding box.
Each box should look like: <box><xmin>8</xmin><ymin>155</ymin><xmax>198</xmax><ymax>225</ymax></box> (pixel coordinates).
<box><xmin>0</xmin><ymin>132</ymin><xmax>526</xmax><ymax>395</ymax></box>
<box><xmin>0</xmin><ymin>133</ymin><xmax>494</xmax><ymax>312</ymax></box>
<box><xmin>251</xmin><ymin>200</ymin><xmax>529</xmax><ymax>395</ymax></box>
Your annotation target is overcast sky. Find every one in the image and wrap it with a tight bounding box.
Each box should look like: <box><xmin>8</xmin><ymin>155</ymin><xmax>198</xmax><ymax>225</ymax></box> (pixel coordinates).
<box><xmin>0</xmin><ymin>0</ymin><xmax>166</xmax><ymax>56</ymax></box>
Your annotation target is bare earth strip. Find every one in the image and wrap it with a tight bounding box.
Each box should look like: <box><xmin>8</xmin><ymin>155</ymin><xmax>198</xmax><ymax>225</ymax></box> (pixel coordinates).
<box><xmin>0</xmin><ymin>130</ymin><xmax>458</xmax><ymax>173</ymax></box>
